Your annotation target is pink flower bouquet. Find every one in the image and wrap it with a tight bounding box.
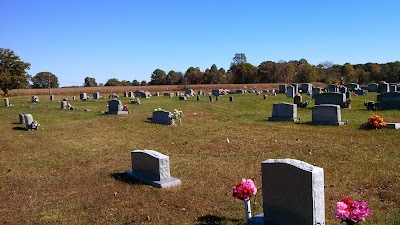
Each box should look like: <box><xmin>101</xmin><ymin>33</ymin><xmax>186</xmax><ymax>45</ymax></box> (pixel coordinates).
<box><xmin>335</xmin><ymin>197</ymin><xmax>371</xmax><ymax>224</ymax></box>
<box><xmin>232</xmin><ymin>178</ymin><xmax>257</xmax><ymax>201</ymax></box>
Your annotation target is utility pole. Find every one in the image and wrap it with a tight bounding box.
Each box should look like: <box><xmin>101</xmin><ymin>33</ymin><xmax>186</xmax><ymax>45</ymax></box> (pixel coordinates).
<box><xmin>48</xmin><ymin>74</ymin><xmax>51</xmax><ymax>96</ymax></box>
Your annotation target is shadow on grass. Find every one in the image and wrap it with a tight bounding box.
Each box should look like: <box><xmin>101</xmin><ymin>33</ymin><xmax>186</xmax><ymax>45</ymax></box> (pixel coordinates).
<box><xmin>12</xmin><ymin>127</ymin><xmax>26</xmax><ymax>131</ymax></box>
<box><xmin>196</xmin><ymin>215</ymin><xmax>243</xmax><ymax>225</ymax></box>
<box><xmin>110</xmin><ymin>172</ymin><xmax>145</xmax><ymax>186</ymax></box>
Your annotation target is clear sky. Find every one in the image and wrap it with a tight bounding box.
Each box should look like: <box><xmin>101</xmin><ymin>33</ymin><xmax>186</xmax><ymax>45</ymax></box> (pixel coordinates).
<box><xmin>2</xmin><ymin>0</ymin><xmax>399</xmax><ymax>87</ymax></box>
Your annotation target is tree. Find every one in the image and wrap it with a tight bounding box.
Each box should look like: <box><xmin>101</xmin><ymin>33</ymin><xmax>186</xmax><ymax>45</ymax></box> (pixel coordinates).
<box><xmin>0</xmin><ymin>48</ymin><xmax>31</xmax><ymax>95</ymax></box>
<box><xmin>120</xmin><ymin>80</ymin><xmax>131</xmax><ymax>86</ymax></box>
<box><xmin>141</xmin><ymin>80</ymin><xmax>147</xmax><ymax>86</ymax></box>
<box><xmin>184</xmin><ymin>67</ymin><xmax>203</xmax><ymax>84</ymax></box>
<box><xmin>31</xmin><ymin>72</ymin><xmax>59</xmax><ymax>88</ymax></box>
<box><xmin>150</xmin><ymin>69</ymin><xmax>166</xmax><ymax>85</ymax></box>
<box><xmin>104</xmin><ymin>78</ymin><xmax>121</xmax><ymax>86</ymax></box>
<box><xmin>84</xmin><ymin>77</ymin><xmax>97</xmax><ymax>87</ymax></box>
<box><xmin>233</xmin><ymin>63</ymin><xmax>257</xmax><ymax>84</ymax></box>
<box><xmin>132</xmin><ymin>79</ymin><xmax>140</xmax><ymax>86</ymax></box>
<box><xmin>166</xmin><ymin>70</ymin><xmax>182</xmax><ymax>85</ymax></box>
<box><xmin>257</xmin><ymin>61</ymin><xmax>277</xmax><ymax>83</ymax></box>
<box><xmin>341</xmin><ymin>63</ymin><xmax>356</xmax><ymax>83</ymax></box>
<box><xmin>231</xmin><ymin>53</ymin><xmax>247</xmax><ymax>66</ymax></box>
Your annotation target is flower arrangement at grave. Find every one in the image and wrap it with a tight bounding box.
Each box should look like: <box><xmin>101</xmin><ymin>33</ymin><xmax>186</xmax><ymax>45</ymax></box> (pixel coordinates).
<box><xmin>172</xmin><ymin>109</ymin><xmax>183</xmax><ymax>126</ymax></box>
<box><xmin>232</xmin><ymin>178</ymin><xmax>257</xmax><ymax>221</ymax></box>
<box><xmin>344</xmin><ymin>99</ymin><xmax>351</xmax><ymax>108</ymax></box>
<box><xmin>123</xmin><ymin>105</ymin><xmax>129</xmax><ymax>111</ymax></box>
<box><xmin>299</xmin><ymin>100</ymin><xmax>311</xmax><ymax>108</ymax></box>
<box><xmin>335</xmin><ymin>197</ymin><xmax>371</xmax><ymax>225</ymax></box>
<box><xmin>364</xmin><ymin>115</ymin><xmax>386</xmax><ymax>129</ymax></box>
<box><xmin>363</xmin><ymin>101</ymin><xmax>377</xmax><ymax>110</ymax></box>
<box><xmin>31</xmin><ymin>120</ymin><xmax>40</xmax><ymax>130</ymax></box>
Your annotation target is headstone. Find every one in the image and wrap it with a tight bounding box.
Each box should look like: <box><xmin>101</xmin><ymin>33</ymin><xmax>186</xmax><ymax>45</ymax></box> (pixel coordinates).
<box><xmin>339</xmin><ymin>86</ymin><xmax>347</xmax><ymax>94</ymax></box>
<box><xmin>93</xmin><ymin>92</ymin><xmax>100</xmax><ymax>99</ymax></box>
<box><xmin>215</xmin><ymin>96</ymin><xmax>219</xmax><ymax>101</ymax></box>
<box><xmin>385</xmin><ymin>123</ymin><xmax>400</xmax><ymax>129</ymax></box>
<box><xmin>378</xmin><ymin>83</ymin><xmax>389</xmax><ymax>93</ymax></box>
<box><xmin>278</xmin><ymin>84</ymin><xmax>287</xmax><ymax>94</ymax></box>
<box><xmin>80</xmin><ymin>93</ymin><xmax>87</xmax><ymax>101</ymax></box>
<box><xmin>19</xmin><ymin>114</ymin><xmax>25</xmax><ymax>124</ymax></box>
<box><xmin>345</xmin><ymin>91</ymin><xmax>351</xmax><ymax>99</ymax></box>
<box><xmin>368</xmin><ymin>83</ymin><xmax>378</xmax><ymax>92</ymax></box>
<box><xmin>209</xmin><ymin>96</ymin><xmax>213</xmax><ymax>102</ymax></box>
<box><xmin>135</xmin><ymin>91</ymin><xmax>151</xmax><ymax>98</ymax></box>
<box><xmin>106</xmin><ymin>99</ymin><xmax>128</xmax><ymax>115</ymax></box>
<box><xmin>126</xmin><ymin>150</ymin><xmax>181</xmax><ymax>188</ymax></box>
<box><xmin>163</xmin><ymin>92</ymin><xmax>172</xmax><ymax>97</ymax></box>
<box><xmin>236</xmin><ymin>89</ymin><xmax>245</xmax><ymax>94</ymax></box>
<box><xmin>175</xmin><ymin>92</ymin><xmax>180</xmax><ymax>97</ymax></box>
<box><xmin>327</xmin><ymin>84</ymin><xmax>338</xmax><ymax>93</ymax></box>
<box><xmin>376</xmin><ymin>92</ymin><xmax>400</xmax><ymax>109</ymax></box>
<box><xmin>251</xmin><ymin>159</ymin><xmax>325</xmax><ymax>225</ymax></box>
<box><xmin>354</xmin><ymin>89</ymin><xmax>367</xmax><ymax>96</ymax></box>
<box><xmin>290</xmin><ymin>84</ymin><xmax>299</xmax><ymax>94</ymax></box>
<box><xmin>312</xmin><ymin>104</ymin><xmax>345</xmax><ymax>125</ymax></box>
<box><xmin>185</xmin><ymin>89</ymin><xmax>194</xmax><ymax>96</ymax></box>
<box><xmin>124</xmin><ymin>92</ymin><xmax>128</xmax><ymax>98</ymax></box>
<box><xmin>179</xmin><ymin>96</ymin><xmax>187</xmax><ymax>101</ymax></box>
<box><xmin>230</xmin><ymin>96</ymin><xmax>233</xmax><ymax>102</ymax></box>
<box><xmin>154</xmin><ymin>92</ymin><xmax>160</xmax><ymax>97</ymax></box>
<box><xmin>268</xmin><ymin>103</ymin><xmax>298</xmax><ymax>122</ymax></box>
<box><xmin>197</xmin><ymin>96</ymin><xmax>200</xmax><ymax>101</ymax></box>
<box><xmin>312</xmin><ymin>87</ymin><xmax>321</xmax><ymax>99</ymax></box>
<box><xmin>128</xmin><ymin>91</ymin><xmax>134</xmax><ymax>98</ymax></box>
<box><xmin>212</xmin><ymin>89</ymin><xmax>220</xmax><ymax>96</ymax></box>
<box><xmin>111</xmin><ymin>93</ymin><xmax>118</xmax><ymax>98</ymax></box>
<box><xmin>345</xmin><ymin>83</ymin><xmax>359</xmax><ymax>92</ymax></box>
<box><xmin>389</xmin><ymin>85</ymin><xmax>397</xmax><ymax>92</ymax></box>
<box><xmin>4</xmin><ymin>98</ymin><xmax>10</xmax><ymax>107</ymax></box>
<box><xmin>301</xmin><ymin>83</ymin><xmax>312</xmax><ymax>93</ymax></box>
<box><xmin>32</xmin><ymin>96</ymin><xmax>39</xmax><ymax>102</ymax></box>
<box><xmin>294</xmin><ymin>95</ymin><xmax>302</xmax><ymax>106</ymax></box>
<box><xmin>152</xmin><ymin>110</ymin><xmax>174</xmax><ymax>125</ymax></box>
<box><xmin>24</xmin><ymin>114</ymin><xmax>36</xmax><ymax>130</ymax></box>
<box><xmin>61</xmin><ymin>101</ymin><xmax>67</xmax><ymax>109</ymax></box>
<box><xmin>72</xmin><ymin>96</ymin><xmax>76</xmax><ymax>100</ymax></box>
<box><xmin>286</xmin><ymin>86</ymin><xmax>295</xmax><ymax>98</ymax></box>
<box><xmin>197</xmin><ymin>90</ymin><xmax>203</xmax><ymax>96</ymax></box>
<box><xmin>315</xmin><ymin>92</ymin><xmax>347</xmax><ymax>108</ymax></box>
<box><xmin>50</xmin><ymin>95</ymin><xmax>55</xmax><ymax>101</ymax></box>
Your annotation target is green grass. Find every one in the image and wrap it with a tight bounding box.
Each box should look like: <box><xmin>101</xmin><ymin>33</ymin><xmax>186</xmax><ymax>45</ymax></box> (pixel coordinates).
<box><xmin>1</xmin><ymin>92</ymin><xmax>399</xmax><ymax>224</ymax></box>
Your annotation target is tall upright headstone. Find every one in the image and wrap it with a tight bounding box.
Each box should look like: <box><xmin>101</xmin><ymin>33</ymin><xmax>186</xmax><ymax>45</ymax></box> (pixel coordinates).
<box><xmin>106</xmin><ymin>99</ymin><xmax>128</xmax><ymax>114</ymax></box>
<box><xmin>312</xmin><ymin>104</ymin><xmax>345</xmax><ymax>126</ymax></box>
<box><xmin>61</xmin><ymin>101</ymin><xmax>67</xmax><ymax>109</ymax></box>
<box><xmin>251</xmin><ymin>159</ymin><xmax>325</xmax><ymax>225</ymax></box>
<box><xmin>50</xmin><ymin>95</ymin><xmax>55</xmax><ymax>101</ymax></box>
<box><xmin>286</xmin><ymin>86</ymin><xmax>295</xmax><ymax>98</ymax></box>
<box><xmin>378</xmin><ymin>83</ymin><xmax>389</xmax><ymax>93</ymax></box>
<box><xmin>368</xmin><ymin>83</ymin><xmax>378</xmax><ymax>92</ymax></box>
<box><xmin>4</xmin><ymin>98</ymin><xmax>10</xmax><ymax>107</ymax></box>
<box><xmin>80</xmin><ymin>93</ymin><xmax>87</xmax><ymax>101</ymax></box>
<box><xmin>278</xmin><ymin>84</ymin><xmax>287</xmax><ymax>94</ymax></box>
<box><xmin>312</xmin><ymin>87</ymin><xmax>321</xmax><ymax>99</ymax></box>
<box><xmin>93</xmin><ymin>92</ymin><xmax>100</xmax><ymax>99</ymax></box>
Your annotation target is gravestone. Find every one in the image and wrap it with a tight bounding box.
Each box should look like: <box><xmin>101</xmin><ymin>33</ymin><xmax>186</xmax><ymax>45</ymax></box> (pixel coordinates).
<box><xmin>128</xmin><ymin>91</ymin><xmax>134</xmax><ymax>98</ymax></box>
<box><xmin>72</xmin><ymin>96</ymin><xmax>76</xmax><ymax>100</ymax></box>
<box><xmin>197</xmin><ymin>90</ymin><xmax>203</xmax><ymax>96</ymax></box>
<box><xmin>152</xmin><ymin>110</ymin><xmax>174</xmax><ymax>125</ymax></box>
<box><xmin>278</xmin><ymin>84</ymin><xmax>287</xmax><ymax>94</ymax></box>
<box><xmin>236</xmin><ymin>89</ymin><xmax>245</xmax><ymax>94</ymax></box>
<box><xmin>286</xmin><ymin>86</ymin><xmax>295</xmax><ymax>98</ymax></box>
<box><xmin>135</xmin><ymin>91</ymin><xmax>151</xmax><ymax>98</ymax></box>
<box><xmin>251</xmin><ymin>159</ymin><xmax>325</xmax><ymax>225</ymax></box>
<box><xmin>212</xmin><ymin>89</ymin><xmax>220</xmax><ymax>96</ymax></box>
<box><xmin>80</xmin><ymin>93</ymin><xmax>87</xmax><ymax>101</ymax></box>
<box><xmin>209</xmin><ymin>96</ymin><xmax>213</xmax><ymax>102</ymax></box>
<box><xmin>163</xmin><ymin>92</ymin><xmax>172</xmax><ymax>97</ymax></box>
<box><xmin>215</xmin><ymin>96</ymin><xmax>219</xmax><ymax>101</ymax></box>
<box><xmin>389</xmin><ymin>85</ymin><xmax>397</xmax><ymax>92</ymax></box>
<box><xmin>315</xmin><ymin>92</ymin><xmax>347</xmax><ymax>108</ymax></box>
<box><xmin>93</xmin><ymin>92</ymin><xmax>100</xmax><ymax>99</ymax></box>
<box><xmin>32</xmin><ymin>96</ymin><xmax>39</xmax><ymax>102</ymax></box>
<box><xmin>290</xmin><ymin>84</ymin><xmax>299</xmax><ymax>94</ymax></box>
<box><xmin>197</xmin><ymin>96</ymin><xmax>200</xmax><ymax>101</ymax></box>
<box><xmin>312</xmin><ymin>87</ymin><xmax>321</xmax><ymax>99</ymax></box>
<box><xmin>179</xmin><ymin>96</ymin><xmax>187</xmax><ymax>101</ymax></box>
<box><xmin>354</xmin><ymin>89</ymin><xmax>367</xmax><ymax>96</ymax></box>
<box><xmin>154</xmin><ymin>92</ymin><xmax>160</xmax><ymax>97</ymax></box>
<box><xmin>106</xmin><ymin>99</ymin><xmax>128</xmax><ymax>115</ymax></box>
<box><xmin>185</xmin><ymin>89</ymin><xmax>194</xmax><ymax>96</ymax></box>
<box><xmin>327</xmin><ymin>84</ymin><xmax>338</xmax><ymax>93</ymax></box>
<box><xmin>50</xmin><ymin>95</ymin><xmax>55</xmax><ymax>101</ymax></box>
<box><xmin>111</xmin><ymin>93</ymin><xmax>118</xmax><ymax>98</ymax></box>
<box><xmin>339</xmin><ymin>86</ymin><xmax>347</xmax><ymax>94</ymax></box>
<box><xmin>345</xmin><ymin>83</ymin><xmax>359</xmax><ymax>92</ymax></box>
<box><xmin>24</xmin><ymin>114</ymin><xmax>38</xmax><ymax>130</ymax></box>
<box><xmin>376</xmin><ymin>92</ymin><xmax>400</xmax><ymax>109</ymax></box>
<box><xmin>368</xmin><ymin>83</ymin><xmax>378</xmax><ymax>92</ymax></box>
<box><xmin>61</xmin><ymin>101</ymin><xmax>67</xmax><ymax>109</ymax></box>
<box><xmin>378</xmin><ymin>83</ymin><xmax>389</xmax><ymax>93</ymax></box>
<box><xmin>230</xmin><ymin>96</ymin><xmax>233</xmax><ymax>102</ymax></box>
<box><xmin>268</xmin><ymin>103</ymin><xmax>298</xmax><ymax>122</ymax></box>
<box><xmin>294</xmin><ymin>95</ymin><xmax>302</xmax><ymax>106</ymax></box>
<box><xmin>125</xmin><ymin>150</ymin><xmax>181</xmax><ymax>188</ymax></box>
<box><xmin>301</xmin><ymin>83</ymin><xmax>312</xmax><ymax>94</ymax></box>
<box><xmin>4</xmin><ymin>98</ymin><xmax>10</xmax><ymax>107</ymax></box>
<box><xmin>312</xmin><ymin>104</ymin><xmax>345</xmax><ymax>125</ymax></box>
<box><xmin>19</xmin><ymin>114</ymin><xmax>25</xmax><ymax>124</ymax></box>
<box><xmin>345</xmin><ymin>91</ymin><xmax>351</xmax><ymax>99</ymax></box>
<box><xmin>124</xmin><ymin>92</ymin><xmax>128</xmax><ymax>98</ymax></box>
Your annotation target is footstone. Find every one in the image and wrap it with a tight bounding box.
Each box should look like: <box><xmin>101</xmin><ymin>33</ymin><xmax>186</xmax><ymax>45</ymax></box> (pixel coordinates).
<box><xmin>385</xmin><ymin>123</ymin><xmax>400</xmax><ymax>129</ymax></box>
<box><xmin>126</xmin><ymin>150</ymin><xmax>181</xmax><ymax>188</ymax></box>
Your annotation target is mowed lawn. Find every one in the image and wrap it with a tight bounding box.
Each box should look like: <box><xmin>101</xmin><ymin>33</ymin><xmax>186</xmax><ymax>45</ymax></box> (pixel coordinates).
<box><xmin>0</xmin><ymin>91</ymin><xmax>399</xmax><ymax>224</ymax></box>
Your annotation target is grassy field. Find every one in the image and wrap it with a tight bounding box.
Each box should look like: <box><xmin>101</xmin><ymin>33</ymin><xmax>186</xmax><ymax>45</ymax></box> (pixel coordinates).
<box><xmin>0</xmin><ymin>90</ymin><xmax>399</xmax><ymax>224</ymax></box>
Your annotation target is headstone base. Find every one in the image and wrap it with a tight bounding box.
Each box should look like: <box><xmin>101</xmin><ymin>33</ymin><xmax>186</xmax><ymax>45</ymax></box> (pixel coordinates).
<box><xmin>385</xmin><ymin>123</ymin><xmax>400</xmax><ymax>129</ymax></box>
<box><xmin>125</xmin><ymin>170</ymin><xmax>181</xmax><ymax>188</ymax></box>
<box><xmin>311</xmin><ymin>121</ymin><xmax>345</xmax><ymax>126</ymax></box>
<box><xmin>268</xmin><ymin>117</ymin><xmax>299</xmax><ymax>122</ymax></box>
<box><xmin>106</xmin><ymin>111</ymin><xmax>129</xmax><ymax>115</ymax></box>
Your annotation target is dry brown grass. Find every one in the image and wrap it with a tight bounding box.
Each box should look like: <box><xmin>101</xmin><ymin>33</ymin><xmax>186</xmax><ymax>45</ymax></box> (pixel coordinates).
<box><xmin>0</xmin><ymin>92</ymin><xmax>398</xmax><ymax>224</ymax></box>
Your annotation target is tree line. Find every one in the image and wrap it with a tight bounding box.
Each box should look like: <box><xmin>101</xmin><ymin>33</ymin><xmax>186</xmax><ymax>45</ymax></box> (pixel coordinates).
<box><xmin>1</xmin><ymin>48</ymin><xmax>400</xmax><ymax>95</ymax></box>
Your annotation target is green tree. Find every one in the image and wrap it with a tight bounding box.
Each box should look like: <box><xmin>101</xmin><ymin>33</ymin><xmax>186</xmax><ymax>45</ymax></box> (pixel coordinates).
<box><xmin>341</xmin><ymin>63</ymin><xmax>356</xmax><ymax>83</ymax></box>
<box><xmin>257</xmin><ymin>61</ymin><xmax>277</xmax><ymax>83</ymax></box>
<box><xmin>105</xmin><ymin>78</ymin><xmax>121</xmax><ymax>86</ymax></box>
<box><xmin>120</xmin><ymin>80</ymin><xmax>131</xmax><ymax>86</ymax></box>
<box><xmin>84</xmin><ymin>77</ymin><xmax>97</xmax><ymax>87</ymax></box>
<box><xmin>184</xmin><ymin>67</ymin><xmax>203</xmax><ymax>84</ymax></box>
<box><xmin>166</xmin><ymin>70</ymin><xmax>182</xmax><ymax>85</ymax></box>
<box><xmin>233</xmin><ymin>63</ymin><xmax>257</xmax><ymax>84</ymax></box>
<box><xmin>132</xmin><ymin>79</ymin><xmax>140</xmax><ymax>86</ymax></box>
<box><xmin>0</xmin><ymin>48</ymin><xmax>31</xmax><ymax>95</ymax></box>
<box><xmin>150</xmin><ymin>69</ymin><xmax>167</xmax><ymax>85</ymax></box>
<box><xmin>31</xmin><ymin>72</ymin><xmax>59</xmax><ymax>88</ymax></box>
<box><xmin>231</xmin><ymin>53</ymin><xmax>247</xmax><ymax>66</ymax></box>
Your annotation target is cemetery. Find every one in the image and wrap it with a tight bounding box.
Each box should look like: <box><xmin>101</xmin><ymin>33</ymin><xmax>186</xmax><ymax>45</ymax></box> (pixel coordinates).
<box><xmin>0</xmin><ymin>88</ymin><xmax>399</xmax><ymax>224</ymax></box>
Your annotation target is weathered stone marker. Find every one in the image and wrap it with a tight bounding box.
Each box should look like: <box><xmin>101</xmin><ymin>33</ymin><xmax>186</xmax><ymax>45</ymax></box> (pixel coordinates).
<box><xmin>125</xmin><ymin>150</ymin><xmax>181</xmax><ymax>188</ymax></box>
<box><xmin>268</xmin><ymin>103</ymin><xmax>298</xmax><ymax>122</ymax></box>
<box><xmin>61</xmin><ymin>101</ymin><xmax>67</xmax><ymax>109</ymax></box>
<box><xmin>152</xmin><ymin>110</ymin><xmax>174</xmax><ymax>125</ymax></box>
<box><xmin>312</xmin><ymin>104</ymin><xmax>345</xmax><ymax>126</ymax></box>
<box><xmin>4</xmin><ymin>98</ymin><xmax>10</xmax><ymax>107</ymax></box>
<box><xmin>19</xmin><ymin>114</ymin><xmax>25</xmax><ymax>124</ymax></box>
<box><xmin>251</xmin><ymin>159</ymin><xmax>325</xmax><ymax>225</ymax></box>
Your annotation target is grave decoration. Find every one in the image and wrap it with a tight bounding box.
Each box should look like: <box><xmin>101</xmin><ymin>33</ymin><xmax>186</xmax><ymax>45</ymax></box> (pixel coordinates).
<box><xmin>363</xmin><ymin>115</ymin><xmax>386</xmax><ymax>129</ymax></box>
<box><xmin>153</xmin><ymin>108</ymin><xmax>183</xmax><ymax>126</ymax></box>
<box><xmin>363</xmin><ymin>101</ymin><xmax>377</xmax><ymax>110</ymax></box>
<box><xmin>334</xmin><ymin>197</ymin><xmax>371</xmax><ymax>225</ymax></box>
<box><xmin>232</xmin><ymin>178</ymin><xmax>257</xmax><ymax>222</ymax></box>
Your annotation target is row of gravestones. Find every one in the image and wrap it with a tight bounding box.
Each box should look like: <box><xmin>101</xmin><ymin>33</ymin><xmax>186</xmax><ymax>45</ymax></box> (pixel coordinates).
<box><xmin>18</xmin><ymin>113</ymin><xmax>38</xmax><ymax>130</ymax></box>
<box><xmin>127</xmin><ymin>149</ymin><xmax>325</xmax><ymax>225</ymax></box>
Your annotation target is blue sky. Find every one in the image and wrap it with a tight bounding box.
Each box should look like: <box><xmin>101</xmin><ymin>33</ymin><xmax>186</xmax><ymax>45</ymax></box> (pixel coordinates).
<box><xmin>2</xmin><ymin>0</ymin><xmax>399</xmax><ymax>87</ymax></box>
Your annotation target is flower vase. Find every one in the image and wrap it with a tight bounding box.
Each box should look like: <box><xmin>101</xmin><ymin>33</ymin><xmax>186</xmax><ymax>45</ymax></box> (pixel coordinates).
<box><xmin>342</xmin><ymin>219</ymin><xmax>357</xmax><ymax>225</ymax></box>
<box><xmin>244</xmin><ymin>200</ymin><xmax>252</xmax><ymax>221</ymax></box>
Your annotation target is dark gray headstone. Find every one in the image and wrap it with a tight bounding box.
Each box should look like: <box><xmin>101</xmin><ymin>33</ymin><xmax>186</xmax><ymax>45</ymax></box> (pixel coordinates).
<box><xmin>286</xmin><ymin>86</ymin><xmax>295</xmax><ymax>98</ymax></box>
<box><xmin>315</xmin><ymin>92</ymin><xmax>346</xmax><ymax>108</ymax></box>
<box><xmin>251</xmin><ymin>159</ymin><xmax>325</xmax><ymax>225</ymax></box>
<box><xmin>368</xmin><ymin>83</ymin><xmax>378</xmax><ymax>92</ymax></box>
<box><xmin>294</xmin><ymin>95</ymin><xmax>302</xmax><ymax>106</ymax></box>
<box><xmin>80</xmin><ymin>93</ymin><xmax>87</xmax><ymax>101</ymax></box>
<box><xmin>19</xmin><ymin>114</ymin><xmax>25</xmax><ymax>124</ymax></box>
<box><xmin>376</xmin><ymin>92</ymin><xmax>400</xmax><ymax>109</ymax></box>
<box><xmin>312</xmin><ymin>88</ymin><xmax>321</xmax><ymax>99</ymax></box>
<box><xmin>389</xmin><ymin>85</ymin><xmax>397</xmax><ymax>92</ymax></box>
<box><xmin>93</xmin><ymin>92</ymin><xmax>100</xmax><ymax>99</ymax></box>
<box><xmin>312</xmin><ymin>104</ymin><xmax>345</xmax><ymax>125</ymax></box>
<box><xmin>209</xmin><ymin>96</ymin><xmax>213</xmax><ymax>102</ymax></box>
<box><xmin>72</xmin><ymin>96</ymin><xmax>76</xmax><ymax>100</ymax></box>
<box><xmin>106</xmin><ymin>99</ymin><xmax>128</xmax><ymax>114</ymax></box>
<box><xmin>152</xmin><ymin>110</ymin><xmax>174</xmax><ymax>125</ymax></box>
<box><xmin>197</xmin><ymin>96</ymin><xmax>200</xmax><ymax>101</ymax></box>
<box><xmin>154</xmin><ymin>92</ymin><xmax>160</xmax><ymax>97</ymax></box>
<box><xmin>354</xmin><ymin>89</ymin><xmax>367</xmax><ymax>96</ymax></box>
<box><xmin>278</xmin><ymin>84</ymin><xmax>287</xmax><ymax>94</ymax></box>
<box><xmin>197</xmin><ymin>90</ymin><xmax>203</xmax><ymax>96</ymax></box>
<box><xmin>378</xmin><ymin>83</ymin><xmax>389</xmax><ymax>93</ymax></box>
<box><xmin>345</xmin><ymin>83</ymin><xmax>359</xmax><ymax>92</ymax></box>
<box><xmin>327</xmin><ymin>84</ymin><xmax>338</xmax><ymax>93</ymax></box>
<box><xmin>230</xmin><ymin>96</ymin><xmax>233</xmax><ymax>102</ymax></box>
<box><xmin>290</xmin><ymin>83</ymin><xmax>299</xmax><ymax>94</ymax></box>
<box><xmin>339</xmin><ymin>86</ymin><xmax>347</xmax><ymax>94</ymax></box>
<box><xmin>185</xmin><ymin>89</ymin><xmax>194</xmax><ymax>96</ymax></box>
<box><xmin>301</xmin><ymin>83</ymin><xmax>312</xmax><ymax>93</ymax></box>
<box><xmin>236</xmin><ymin>89</ymin><xmax>245</xmax><ymax>94</ymax></box>
<box><xmin>179</xmin><ymin>96</ymin><xmax>187</xmax><ymax>101</ymax></box>
<box><xmin>126</xmin><ymin>150</ymin><xmax>181</xmax><ymax>188</ymax></box>
<box><xmin>212</xmin><ymin>89</ymin><xmax>220</xmax><ymax>96</ymax></box>
<box><xmin>268</xmin><ymin>103</ymin><xmax>298</xmax><ymax>122</ymax></box>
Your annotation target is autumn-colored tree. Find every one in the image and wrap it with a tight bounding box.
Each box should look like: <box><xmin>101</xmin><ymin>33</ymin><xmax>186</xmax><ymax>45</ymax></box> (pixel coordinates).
<box><xmin>341</xmin><ymin>63</ymin><xmax>356</xmax><ymax>83</ymax></box>
<box><xmin>185</xmin><ymin>67</ymin><xmax>203</xmax><ymax>84</ymax></box>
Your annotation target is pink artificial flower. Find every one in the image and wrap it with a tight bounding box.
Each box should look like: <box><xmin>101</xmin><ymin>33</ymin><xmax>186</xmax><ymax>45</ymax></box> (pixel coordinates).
<box><xmin>335</xmin><ymin>202</ymin><xmax>349</xmax><ymax>220</ymax></box>
<box><xmin>232</xmin><ymin>178</ymin><xmax>257</xmax><ymax>201</ymax></box>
